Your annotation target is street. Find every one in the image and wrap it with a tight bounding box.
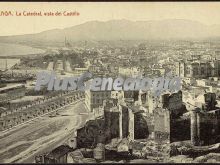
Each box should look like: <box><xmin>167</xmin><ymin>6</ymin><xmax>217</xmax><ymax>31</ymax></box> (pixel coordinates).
<box><xmin>0</xmin><ymin>100</ymin><xmax>91</xmax><ymax>163</ymax></box>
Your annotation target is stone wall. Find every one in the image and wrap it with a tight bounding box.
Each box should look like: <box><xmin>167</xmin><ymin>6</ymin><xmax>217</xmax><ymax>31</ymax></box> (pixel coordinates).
<box><xmin>197</xmin><ymin>111</ymin><xmax>220</xmax><ymax>145</ymax></box>
<box><xmin>134</xmin><ymin>112</ymin><xmax>152</xmax><ymax>139</ymax></box>
<box><xmin>104</xmin><ymin>111</ymin><xmax>119</xmax><ymax>140</ymax></box>
<box><xmin>170</xmin><ymin>118</ymin><xmax>190</xmax><ymax>142</ymax></box>
<box><xmin>76</xmin><ymin>118</ymin><xmax>106</xmax><ymax>148</ymax></box>
<box><xmin>121</xmin><ymin>106</ymin><xmax>129</xmax><ymax>138</ymax></box>
<box><xmin>154</xmin><ymin>108</ymin><xmax>171</xmax><ymax>142</ymax></box>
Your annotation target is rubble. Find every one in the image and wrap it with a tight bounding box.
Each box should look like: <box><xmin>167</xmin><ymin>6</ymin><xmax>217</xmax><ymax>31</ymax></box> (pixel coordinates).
<box><xmin>169</xmin><ymin>141</ymin><xmax>220</xmax><ymax>158</ymax></box>
<box><xmin>194</xmin><ymin>153</ymin><xmax>220</xmax><ymax>163</ymax></box>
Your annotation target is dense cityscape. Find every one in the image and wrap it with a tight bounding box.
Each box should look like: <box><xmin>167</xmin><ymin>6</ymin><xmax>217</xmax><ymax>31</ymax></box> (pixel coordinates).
<box><xmin>1</xmin><ymin>38</ymin><xmax>220</xmax><ymax>163</ymax></box>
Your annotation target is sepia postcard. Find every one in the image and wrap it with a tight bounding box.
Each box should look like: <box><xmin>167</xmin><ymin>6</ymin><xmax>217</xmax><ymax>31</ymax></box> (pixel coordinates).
<box><xmin>1</xmin><ymin>2</ymin><xmax>220</xmax><ymax>164</ymax></box>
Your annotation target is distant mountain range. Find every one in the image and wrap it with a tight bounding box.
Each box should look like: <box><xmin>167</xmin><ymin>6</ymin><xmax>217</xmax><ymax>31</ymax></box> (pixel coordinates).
<box><xmin>1</xmin><ymin>19</ymin><xmax>220</xmax><ymax>44</ymax></box>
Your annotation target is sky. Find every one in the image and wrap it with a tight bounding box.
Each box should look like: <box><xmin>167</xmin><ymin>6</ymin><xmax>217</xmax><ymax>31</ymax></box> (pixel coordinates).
<box><xmin>1</xmin><ymin>2</ymin><xmax>220</xmax><ymax>36</ymax></box>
